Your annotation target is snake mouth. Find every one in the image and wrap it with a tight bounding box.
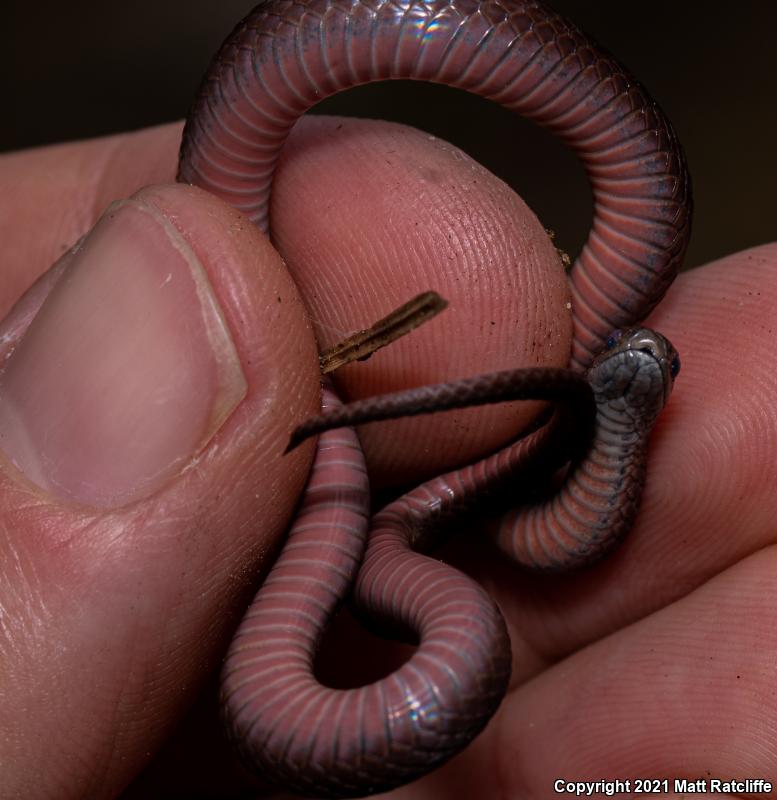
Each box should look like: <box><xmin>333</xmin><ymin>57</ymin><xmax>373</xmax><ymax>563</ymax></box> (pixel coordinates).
<box><xmin>639</xmin><ymin>338</ymin><xmax>679</xmax><ymax>408</ymax></box>
<box><xmin>648</xmin><ymin>347</ymin><xmax>677</xmax><ymax>407</ymax></box>
<box><xmin>644</xmin><ymin>331</ymin><xmax>681</xmax><ymax>408</ymax></box>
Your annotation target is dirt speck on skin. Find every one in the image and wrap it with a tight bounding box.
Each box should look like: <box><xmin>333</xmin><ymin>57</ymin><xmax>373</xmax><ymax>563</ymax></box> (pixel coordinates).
<box><xmin>545</xmin><ymin>228</ymin><xmax>572</xmax><ymax>269</ymax></box>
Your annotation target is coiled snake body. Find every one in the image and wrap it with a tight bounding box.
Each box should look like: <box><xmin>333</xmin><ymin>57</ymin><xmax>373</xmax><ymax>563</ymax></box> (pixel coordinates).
<box><xmin>177</xmin><ymin>0</ymin><xmax>691</xmax><ymax>795</ymax></box>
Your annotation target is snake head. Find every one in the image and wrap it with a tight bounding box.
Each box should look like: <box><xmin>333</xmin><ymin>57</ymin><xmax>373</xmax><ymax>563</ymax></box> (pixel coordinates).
<box><xmin>590</xmin><ymin>327</ymin><xmax>680</xmax><ymax>426</ymax></box>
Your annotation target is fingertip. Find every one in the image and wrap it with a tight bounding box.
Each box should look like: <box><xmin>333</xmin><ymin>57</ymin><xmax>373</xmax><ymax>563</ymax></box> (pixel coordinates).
<box><xmin>271</xmin><ymin>115</ymin><xmax>572</xmax><ymax>485</ymax></box>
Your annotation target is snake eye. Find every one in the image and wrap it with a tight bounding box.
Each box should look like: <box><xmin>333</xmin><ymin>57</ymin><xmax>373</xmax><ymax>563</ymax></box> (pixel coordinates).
<box><xmin>670</xmin><ymin>354</ymin><xmax>681</xmax><ymax>379</ymax></box>
<box><xmin>605</xmin><ymin>330</ymin><xmax>623</xmax><ymax>350</ymax></box>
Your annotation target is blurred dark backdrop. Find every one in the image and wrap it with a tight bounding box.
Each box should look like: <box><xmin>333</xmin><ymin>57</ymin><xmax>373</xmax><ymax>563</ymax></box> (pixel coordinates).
<box><xmin>3</xmin><ymin>1</ymin><xmax>776</xmax><ymax>268</ymax></box>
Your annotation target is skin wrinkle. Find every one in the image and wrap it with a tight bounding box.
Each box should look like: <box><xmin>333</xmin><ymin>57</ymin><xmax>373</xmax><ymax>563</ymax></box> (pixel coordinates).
<box><xmin>3</xmin><ymin>522</ymin><xmax>123</xmax><ymax>795</ymax></box>
<box><xmin>0</xmin><ymin>524</ymin><xmax>46</xmax><ymax>658</ymax></box>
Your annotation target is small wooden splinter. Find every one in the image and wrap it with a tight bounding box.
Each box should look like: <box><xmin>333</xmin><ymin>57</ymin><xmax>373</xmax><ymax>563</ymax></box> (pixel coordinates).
<box><xmin>319</xmin><ymin>291</ymin><xmax>448</xmax><ymax>374</ymax></box>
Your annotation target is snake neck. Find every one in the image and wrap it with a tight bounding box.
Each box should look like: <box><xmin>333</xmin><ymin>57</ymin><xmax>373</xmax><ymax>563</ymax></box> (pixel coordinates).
<box><xmin>499</xmin><ymin>394</ymin><xmax>655</xmax><ymax>571</ymax></box>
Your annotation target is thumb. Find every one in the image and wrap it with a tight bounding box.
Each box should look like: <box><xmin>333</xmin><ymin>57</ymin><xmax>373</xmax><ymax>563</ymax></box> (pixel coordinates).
<box><xmin>0</xmin><ymin>184</ymin><xmax>319</xmax><ymax>797</ymax></box>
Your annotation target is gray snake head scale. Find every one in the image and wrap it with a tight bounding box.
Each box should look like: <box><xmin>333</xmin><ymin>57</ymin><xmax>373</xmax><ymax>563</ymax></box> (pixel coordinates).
<box><xmin>590</xmin><ymin>327</ymin><xmax>680</xmax><ymax>429</ymax></box>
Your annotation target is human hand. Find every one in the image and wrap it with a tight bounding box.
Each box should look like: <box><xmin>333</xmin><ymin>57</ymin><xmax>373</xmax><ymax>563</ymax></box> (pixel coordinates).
<box><xmin>1</xmin><ymin>117</ymin><xmax>775</xmax><ymax>799</ymax></box>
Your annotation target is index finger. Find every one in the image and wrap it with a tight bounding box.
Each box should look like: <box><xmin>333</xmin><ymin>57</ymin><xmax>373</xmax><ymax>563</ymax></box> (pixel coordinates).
<box><xmin>0</xmin><ymin>122</ymin><xmax>182</xmax><ymax>318</ymax></box>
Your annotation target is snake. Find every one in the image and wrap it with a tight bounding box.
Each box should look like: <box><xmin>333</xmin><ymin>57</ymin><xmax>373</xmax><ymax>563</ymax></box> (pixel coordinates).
<box><xmin>176</xmin><ymin>0</ymin><xmax>691</xmax><ymax>796</ymax></box>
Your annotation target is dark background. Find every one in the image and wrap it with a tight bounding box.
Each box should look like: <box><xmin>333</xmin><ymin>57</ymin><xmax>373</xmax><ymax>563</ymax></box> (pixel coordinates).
<box><xmin>4</xmin><ymin>1</ymin><xmax>776</xmax><ymax>268</ymax></box>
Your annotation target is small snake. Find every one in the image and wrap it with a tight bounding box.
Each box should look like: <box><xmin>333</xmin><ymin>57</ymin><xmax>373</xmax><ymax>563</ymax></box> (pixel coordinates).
<box><xmin>177</xmin><ymin>0</ymin><xmax>691</xmax><ymax>795</ymax></box>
